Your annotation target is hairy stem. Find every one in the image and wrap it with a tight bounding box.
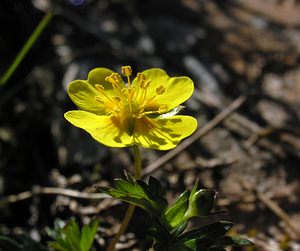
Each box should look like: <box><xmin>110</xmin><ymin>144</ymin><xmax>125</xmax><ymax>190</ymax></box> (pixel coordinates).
<box><xmin>107</xmin><ymin>145</ymin><xmax>142</xmax><ymax>251</ymax></box>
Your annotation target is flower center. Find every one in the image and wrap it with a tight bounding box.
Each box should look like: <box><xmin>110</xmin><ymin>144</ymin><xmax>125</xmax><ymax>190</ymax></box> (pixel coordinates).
<box><xmin>94</xmin><ymin>66</ymin><xmax>167</xmax><ymax>134</ymax></box>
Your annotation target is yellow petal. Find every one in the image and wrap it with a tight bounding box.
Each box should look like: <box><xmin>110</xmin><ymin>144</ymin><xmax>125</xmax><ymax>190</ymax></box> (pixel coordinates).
<box><xmin>64</xmin><ymin>111</ymin><xmax>133</xmax><ymax>147</ymax></box>
<box><xmin>87</xmin><ymin>67</ymin><xmax>125</xmax><ymax>95</ymax></box>
<box><xmin>68</xmin><ymin>68</ymin><xmax>126</xmax><ymax>114</ymax></box>
<box><xmin>133</xmin><ymin>115</ymin><xmax>197</xmax><ymax>150</ymax></box>
<box><xmin>67</xmin><ymin>80</ymin><xmax>107</xmax><ymax>114</ymax></box>
<box><xmin>132</xmin><ymin>68</ymin><xmax>194</xmax><ymax>111</ymax></box>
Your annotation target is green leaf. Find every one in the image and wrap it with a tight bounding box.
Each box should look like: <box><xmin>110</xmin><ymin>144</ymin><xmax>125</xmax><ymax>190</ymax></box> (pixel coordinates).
<box><xmin>178</xmin><ymin>221</ymin><xmax>233</xmax><ymax>241</ymax></box>
<box><xmin>214</xmin><ymin>236</ymin><xmax>253</xmax><ymax>247</ymax></box>
<box><xmin>170</xmin><ymin>221</ymin><xmax>188</xmax><ymax>237</ymax></box>
<box><xmin>147</xmin><ymin>223</ymin><xmax>172</xmax><ymax>244</ymax></box>
<box><xmin>163</xmin><ymin>242</ymin><xmax>194</xmax><ymax>251</ymax></box>
<box><xmin>99</xmin><ymin>176</ymin><xmax>167</xmax><ymax>217</ymax></box>
<box><xmin>164</xmin><ymin>191</ymin><xmax>190</xmax><ymax>228</ymax></box>
<box><xmin>169</xmin><ymin>222</ymin><xmax>239</xmax><ymax>251</ymax></box>
<box><xmin>0</xmin><ymin>236</ymin><xmax>22</xmax><ymax>251</ymax></box>
<box><xmin>163</xmin><ymin>181</ymin><xmax>216</xmax><ymax>230</ymax></box>
<box><xmin>48</xmin><ymin>218</ymin><xmax>99</xmax><ymax>251</ymax></box>
<box><xmin>208</xmin><ymin>248</ymin><xmax>227</xmax><ymax>251</ymax></box>
<box><xmin>0</xmin><ymin>235</ymin><xmax>47</xmax><ymax>251</ymax></box>
<box><xmin>148</xmin><ymin>176</ymin><xmax>165</xmax><ymax>198</ymax></box>
<box><xmin>181</xmin><ymin>236</ymin><xmax>215</xmax><ymax>250</ymax></box>
<box><xmin>65</xmin><ymin>220</ymin><xmax>81</xmax><ymax>251</ymax></box>
<box><xmin>99</xmin><ymin>177</ymin><xmax>250</xmax><ymax>251</ymax></box>
<box><xmin>80</xmin><ymin>219</ymin><xmax>99</xmax><ymax>251</ymax></box>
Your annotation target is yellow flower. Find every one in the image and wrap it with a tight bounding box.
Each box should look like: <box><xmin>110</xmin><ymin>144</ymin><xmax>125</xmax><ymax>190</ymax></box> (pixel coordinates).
<box><xmin>64</xmin><ymin>66</ymin><xmax>197</xmax><ymax>150</ymax></box>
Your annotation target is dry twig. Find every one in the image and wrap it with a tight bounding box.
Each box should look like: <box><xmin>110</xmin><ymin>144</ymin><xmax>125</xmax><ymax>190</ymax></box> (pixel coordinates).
<box><xmin>142</xmin><ymin>95</ymin><xmax>247</xmax><ymax>177</ymax></box>
<box><xmin>0</xmin><ymin>186</ymin><xmax>109</xmax><ymax>206</ymax></box>
<box><xmin>257</xmin><ymin>192</ymin><xmax>300</xmax><ymax>240</ymax></box>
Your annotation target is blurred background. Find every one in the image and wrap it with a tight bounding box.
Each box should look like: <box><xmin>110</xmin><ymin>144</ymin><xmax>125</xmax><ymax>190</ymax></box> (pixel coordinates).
<box><xmin>1</xmin><ymin>0</ymin><xmax>300</xmax><ymax>250</ymax></box>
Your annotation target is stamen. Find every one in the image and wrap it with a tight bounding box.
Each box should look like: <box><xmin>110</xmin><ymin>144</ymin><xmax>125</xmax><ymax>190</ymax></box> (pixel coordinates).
<box><xmin>105</xmin><ymin>73</ymin><xmax>121</xmax><ymax>84</ymax></box>
<box><xmin>132</xmin><ymin>85</ymin><xmax>140</xmax><ymax>101</ymax></box>
<box><xmin>95</xmin><ymin>84</ymin><xmax>119</xmax><ymax>104</ymax></box>
<box><xmin>139</xmin><ymin>79</ymin><xmax>150</xmax><ymax>89</ymax></box>
<box><xmin>95</xmin><ymin>96</ymin><xmax>104</xmax><ymax>103</ymax></box>
<box><xmin>121</xmin><ymin>66</ymin><xmax>132</xmax><ymax>88</ymax></box>
<box><xmin>138</xmin><ymin>79</ymin><xmax>151</xmax><ymax>106</ymax></box>
<box><xmin>137</xmin><ymin>104</ymin><xmax>168</xmax><ymax>117</ymax></box>
<box><xmin>135</xmin><ymin>73</ymin><xmax>148</xmax><ymax>102</ymax></box>
<box><xmin>95</xmin><ymin>84</ymin><xmax>105</xmax><ymax>93</ymax></box>
<box><xmin>112</xmin><ymin>73</ymin><xmax>122</xmax><ymax>84</ymax></box>
<box><xmin>121</xmin><ymin>66</ymin><xmax>132</xmax><ymax>77</ymax></box>
<box><xmin>105</xmin><ymin>74</ymin><xmax>116</xmax><ymax>85</ymax></box>
<box><xmin>137</xmin><ymin>73</ymin><xmax>146</xmax><ymax>83</ymax></box>
<box><xmin>158</xmin><ymin>105</ymin><xmax>168</xmax><ymax>113</ymax></box>
<box><xmin>105</xmin><ymin>73</ymin><xmax>123</xmax><ymax>98</ymax></box>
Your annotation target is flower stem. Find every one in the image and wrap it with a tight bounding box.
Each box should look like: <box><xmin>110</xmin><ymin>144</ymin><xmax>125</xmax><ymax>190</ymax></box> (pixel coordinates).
<box><xmin>106</xmin><ymin>145</ymin><xmax>142</xmax><ymax>251</ymax></box>
<box><xmin>132</xmin><ymin>145</ymin><xmax>142</xmax><ymax>179</ymax></box>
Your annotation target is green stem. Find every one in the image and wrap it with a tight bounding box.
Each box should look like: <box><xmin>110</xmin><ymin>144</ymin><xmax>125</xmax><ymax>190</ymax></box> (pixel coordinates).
<box><xmin>107</xmin><ymin>145</ymin><xmax>142</xmax><ymax>251</ymax></box>
<box><xmin>132</xmin><ymin>145</ymin><xmax>142</xmax><ymax>179</ymax></box>
<box><xmin>0</xmin><ymin>10</ymin><xmax>53</xmax><ymax>86</ymax></box>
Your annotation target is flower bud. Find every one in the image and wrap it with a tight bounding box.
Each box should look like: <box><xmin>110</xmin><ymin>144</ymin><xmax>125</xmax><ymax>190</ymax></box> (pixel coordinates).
<box><xmin>184</xmin><ymin>189</ymin><xmax>215</xmax><ymax>218</ymax></box>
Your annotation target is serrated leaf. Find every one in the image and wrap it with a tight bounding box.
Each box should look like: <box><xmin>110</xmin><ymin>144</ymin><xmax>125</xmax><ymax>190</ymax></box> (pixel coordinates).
<box><xmin>80</xmin><ymin>219</ymin><xmax>99</xmax><ymax>251</ymax></box>
<box><xmin>48</xmin><ymin>218</ymin><xmax>99</xmax><ymax>251</ymax></box>
<box><xmin>114</xmin><ymin>178</ymin><xmax>138</xmax><ymax>193</ymax></box>
<box><xmin>64</xmin><ymin>220</ymin><xmax>81</xmax><ymax>251</ymax></box>
<box><xmin>100</xmin><ymin>177</ymin><xmax>167</xmax><ymax>217</ymax></box>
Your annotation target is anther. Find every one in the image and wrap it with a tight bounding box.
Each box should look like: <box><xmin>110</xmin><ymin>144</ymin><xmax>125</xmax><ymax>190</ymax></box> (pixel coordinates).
<box><xmin>158</xmin><ymin>105</ymin><xmax>168</xmax><ymax>114</ymax></box>
<box><xmin>105</xmin><ymin>75</ymin><xmax>113</xmax><ymax>84</ymax></box>
<box><xmin>95</xmin><ymin>84</ymin><xmax>105</xmax><ymax>92</ymax></box>
<box><xmin>105</xmin><ymin>73</ymin><xmax>120</xmax><ymax>85</ymax></box>
<box><xmin>112</xmin><ymin>73</ymin><xmax>121</xmax><ymax>83</ymax></box>
<box><xmin>121</xmin><ymin>66</ymin><xmax>132</xmax><ymax>77</ymax></box>
<box><xmin>140</xmin><ymin>79</ymin><xmax>151</xmax><ymax>89</ymax></box>
<box><xmin>156</xmin><ymin>85</ymin><xmax>165</xmax><ymax>95</ymax></box>
<box><xmin>95</xmin><ymin>96</ymin><xmax>104</xmax><ymax>103</ymax></box>
<box><xmin>137</xmin><ymin>72</ymin><xmax>145</xmax><ymax>81</ymax></box>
